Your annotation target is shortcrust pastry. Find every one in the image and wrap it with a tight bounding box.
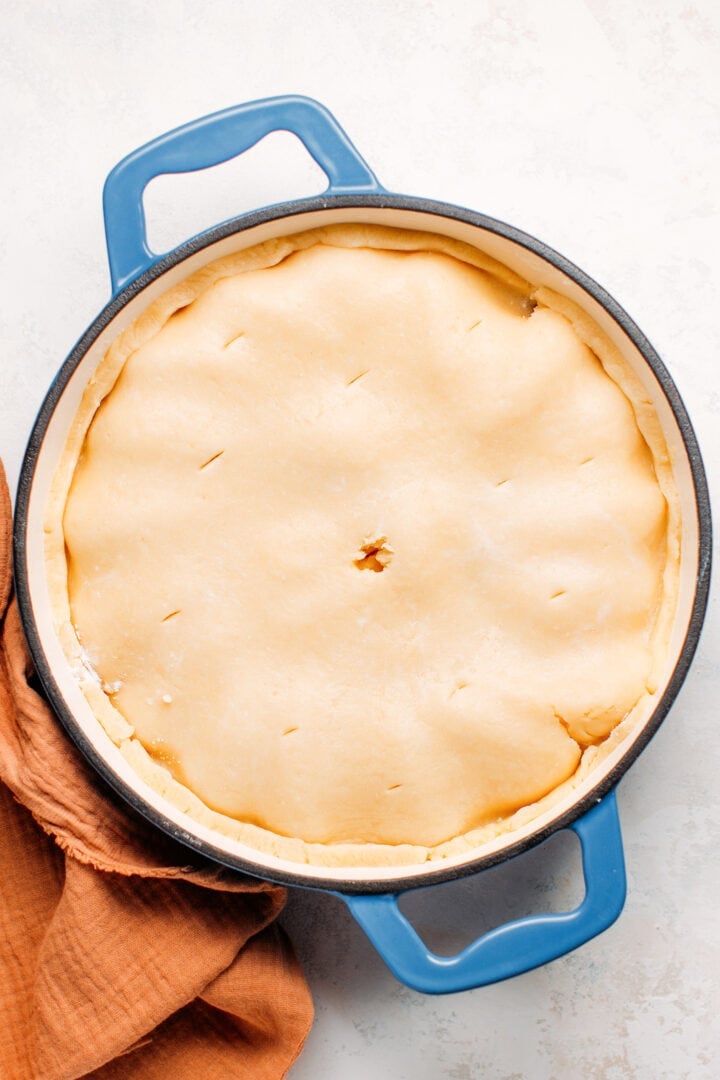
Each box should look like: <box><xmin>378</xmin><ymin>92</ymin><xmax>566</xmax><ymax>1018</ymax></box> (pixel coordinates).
<box><xmin>45</xmin><ymin>225</ymin><xmax>679</xmax><ymax>867</ymax></box>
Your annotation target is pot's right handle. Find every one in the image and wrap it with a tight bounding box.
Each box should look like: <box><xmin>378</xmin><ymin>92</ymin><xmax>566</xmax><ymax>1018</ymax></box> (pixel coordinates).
<box><xmin>340</xmin><ymin>791</ymin><xmax>626</xmax><ymax>995</ymax></box>
<box><xmin>102</xmin><ymin>95</ymin><xmax>385</xmax><ymax>296</ymax></box>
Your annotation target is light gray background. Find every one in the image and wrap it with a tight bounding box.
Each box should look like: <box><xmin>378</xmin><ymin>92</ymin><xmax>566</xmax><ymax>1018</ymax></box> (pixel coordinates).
<box><xmin>2</xmin><ymin>4</ymin><xmax>718</xmax><ymax>1078</ymax></box>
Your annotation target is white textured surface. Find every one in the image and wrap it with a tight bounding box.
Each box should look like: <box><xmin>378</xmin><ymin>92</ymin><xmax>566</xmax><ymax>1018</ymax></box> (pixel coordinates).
<box><xmin>2</xmin><ymin>3</ymin><xmax>718</xmax><ymax>1078</ymax></box>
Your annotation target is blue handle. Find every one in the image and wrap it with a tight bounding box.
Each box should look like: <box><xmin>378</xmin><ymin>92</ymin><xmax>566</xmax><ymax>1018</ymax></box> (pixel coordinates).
<box><xmin>340</xmin><ymin>792</ymin><xmax>626</xmax><ymax>994</ymax></box>
<box><xmin>103</xmin><ymin>95</ymin><xmax>384</xmax><ymax>295</ymax></box>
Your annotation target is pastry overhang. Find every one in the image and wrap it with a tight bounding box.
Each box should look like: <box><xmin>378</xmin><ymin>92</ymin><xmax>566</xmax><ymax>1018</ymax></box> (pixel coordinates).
<box><xmin>47</xmin><ymin>224</ymin><xmax>678</xmax><ymax>864</ymax></box>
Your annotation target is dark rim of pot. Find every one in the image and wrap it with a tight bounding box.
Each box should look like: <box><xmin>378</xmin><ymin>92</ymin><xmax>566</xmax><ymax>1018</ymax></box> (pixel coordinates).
<box><xmin>13</xmin><ymin>193</ymin><xmax>712</xmax><ymax>895</ymax></box>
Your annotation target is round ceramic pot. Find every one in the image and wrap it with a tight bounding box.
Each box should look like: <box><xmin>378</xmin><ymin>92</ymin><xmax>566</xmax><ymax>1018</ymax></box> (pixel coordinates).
<box><xmin>14</xmin><ymin>96</ymin><xmax>711</xmax><ymax>994</ymax></box>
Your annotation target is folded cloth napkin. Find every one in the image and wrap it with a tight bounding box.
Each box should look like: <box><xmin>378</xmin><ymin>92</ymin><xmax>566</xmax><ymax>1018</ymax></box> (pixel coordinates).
<box><xmin>0</xmin><ymin>462</ymin><xmax>313</xmax><ymax>1080</ymax></box>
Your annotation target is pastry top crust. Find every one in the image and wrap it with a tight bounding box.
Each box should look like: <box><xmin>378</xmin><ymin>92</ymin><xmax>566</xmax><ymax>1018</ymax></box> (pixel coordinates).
<box><xmin>46</xmin><ymin>225</ymin><xmax>679</xmax><ymax>867</ymax></box>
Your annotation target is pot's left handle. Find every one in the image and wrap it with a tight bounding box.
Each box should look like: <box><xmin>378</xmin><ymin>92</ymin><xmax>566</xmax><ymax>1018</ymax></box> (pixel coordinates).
<box><xmin>339</xmin><ymin>791</ymin><xmax>626</xmax><ymax>995</ymax></box>
<box><xmin>103</xmin><ymin>95</ymin><xmax>385</xmax><ymax>296</ymax></box>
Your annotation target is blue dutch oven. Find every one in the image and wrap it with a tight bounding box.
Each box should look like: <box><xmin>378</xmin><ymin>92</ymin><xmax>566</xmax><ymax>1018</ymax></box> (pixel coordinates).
<box><xmin>14</xmin><ymin>96</ymin><xmax>711</xmax><ymax>994</ymax></box>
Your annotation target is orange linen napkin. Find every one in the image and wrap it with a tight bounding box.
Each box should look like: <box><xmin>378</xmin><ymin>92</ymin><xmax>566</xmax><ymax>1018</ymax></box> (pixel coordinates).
<box><xmin>0</xmin><ymin>462</ymin><xmax>313</xmax><ymax>1080</ymax></box>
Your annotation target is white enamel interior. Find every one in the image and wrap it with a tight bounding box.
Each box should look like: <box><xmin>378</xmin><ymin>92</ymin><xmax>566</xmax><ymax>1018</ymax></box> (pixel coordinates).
<box><xmin>23</xmin><ymin>205</ymin><xmax>702</xmax><ymax>886</ymax></box>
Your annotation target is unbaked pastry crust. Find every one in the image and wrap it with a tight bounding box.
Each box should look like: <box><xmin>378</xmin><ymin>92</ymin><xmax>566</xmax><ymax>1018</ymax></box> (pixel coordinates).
<box><xmin>45</xmin><ymin>225</ymin><xmax>680</xmax><ymax>868</ymax></box>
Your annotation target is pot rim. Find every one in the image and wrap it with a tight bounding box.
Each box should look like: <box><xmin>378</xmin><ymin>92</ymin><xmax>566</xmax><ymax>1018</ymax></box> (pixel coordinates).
<box><xmin>13</xmin><ymin>192</ymin><xmax>713</xmax><ymax>894</ymax></box>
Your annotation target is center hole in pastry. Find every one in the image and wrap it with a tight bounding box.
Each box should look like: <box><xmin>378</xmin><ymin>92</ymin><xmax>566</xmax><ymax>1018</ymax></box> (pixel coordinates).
<box><xmin>354</xmin><ymin>535</ymin><xmax>393</xmax><ymax>573</ymax></box>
